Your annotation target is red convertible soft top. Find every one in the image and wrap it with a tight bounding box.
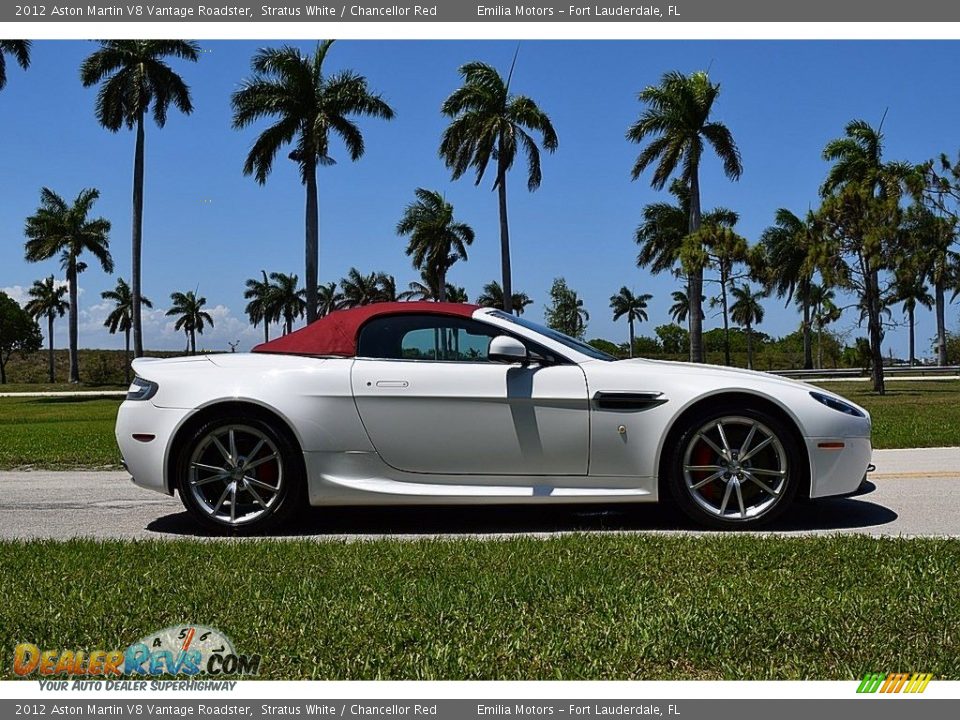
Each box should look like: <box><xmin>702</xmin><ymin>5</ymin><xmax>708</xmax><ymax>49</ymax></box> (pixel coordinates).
<box><xmin>251</xmin><ymin>302</ymin><xmax>480</xmax><ymax>357</ymax></box>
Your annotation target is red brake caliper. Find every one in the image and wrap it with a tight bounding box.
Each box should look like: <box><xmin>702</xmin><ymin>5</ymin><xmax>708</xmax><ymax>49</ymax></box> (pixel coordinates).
<box><xmin>692</xmin><ymin>438</ymin><xmax>720</xmax><ymax>501</ymax></box>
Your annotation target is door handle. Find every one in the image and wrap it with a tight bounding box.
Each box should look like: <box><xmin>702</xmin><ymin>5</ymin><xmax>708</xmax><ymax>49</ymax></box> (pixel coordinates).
<box><xmin>375</xmin><ymin>380</ymin><xmax>409</xmax><ymax>388</ymax></box>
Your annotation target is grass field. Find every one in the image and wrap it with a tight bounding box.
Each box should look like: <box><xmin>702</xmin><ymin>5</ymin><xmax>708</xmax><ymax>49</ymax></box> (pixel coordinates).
<box><xmin>0</xmin><ymin>380</ymin><xmax>955</xmax><ymax>469</ymax></box>
<box><xmin>1</xmin><ymin>535</ymin><xmax>957</xmax><ymax>680</ymax></box>
<box><xmin>0</xmin><ymin>397</ymin><xmax>122</xmax><ymax>469</ymax></box>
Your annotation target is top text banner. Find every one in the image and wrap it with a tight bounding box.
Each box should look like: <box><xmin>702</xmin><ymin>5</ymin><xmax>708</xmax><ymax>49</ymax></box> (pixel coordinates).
<box><xmin>5</xmin><ymin>1</ymin><xmax>960</xmax><ymax>23</ymax></box>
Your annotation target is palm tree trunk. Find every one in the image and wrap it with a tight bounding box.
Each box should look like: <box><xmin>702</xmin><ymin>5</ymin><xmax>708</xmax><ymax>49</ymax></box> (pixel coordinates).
<box><xmin>263</xmin><ymin>321</ymin><xmax>269</xmax><ymax>344</ymax></box>
<box><xmin>866</xmin><ymin>268</ymin><xmax>885</xmax><ymax>394</ymax></box>
<box><xmin>132</xmin><ymin>112</ymin><xmax>146</xmax><ymax>358</ymax></box>
<box><xmin>687</xmin><ymin>171</ymin><xmax>704</xmax><ymax>364</ymax></box>
<box><xmin>746</xmin><ymin>322</ymin><xmax>754</xmax><ymax>370</ymax></box>
<box><xmin>817</xmin><ymin>323</ymin><xmax>824</xmax><ymax>370</ymax></box>
<box><xmin>497</xmin><ymin>149</ymin><xmax>514</xmax><ymax>315</ymax></box>
<box><xmin>124</xmin><ymin>327</ymin><xmax>131</xmax><ymax>384</ymax></box>
<box><xmin>47</xmin><ymin>314</ymin><xmax>55</xmax><ymax>383</ymax></box>
<box><xmin>801</xmin><ymin>280</ymin><xmax>813</xmax><ymax>370</ymax></box>
<box><xmin>190</xmin><ymin>329</ymin><xmax>196</xmax><ymax>355</ymax></box>
<box><xmin>304</xmin><ymin>160</ymin><xmax>319</xmax><ymax>324</ymax></box>
<box><xmin>935</xmin><ymin>280</ymin><xmax>947</xmax><ymax>366</ymax></box>
<box><xmin>68</xmin><ymin>261</ymin><xmax>80</xmax><ymax>383</ymax></box>
<box><xmin>628</xmin><ymin>318</ymin><xmax>635</xmax><ymax>358</ymax></box>
<box><xmin>438</xmin><ymin>267</ymin><xmax>447</xmax><ymax>303</ymax></box>
<box><xmin>908</xmin><ymin>303</ymin><xmax>916</xmax><ymax>366</ymax></box>
<box><xmin>720</xmin><ymin>267</ymin><xmax>730</xmax><ymax>366</ymax></box>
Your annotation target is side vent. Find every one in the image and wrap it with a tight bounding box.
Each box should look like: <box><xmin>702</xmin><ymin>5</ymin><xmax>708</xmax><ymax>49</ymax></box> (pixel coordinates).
<box><xmin>594</xmin><ymin>391</ymin><xmax>668</xmax><ymax>411</ymax></box>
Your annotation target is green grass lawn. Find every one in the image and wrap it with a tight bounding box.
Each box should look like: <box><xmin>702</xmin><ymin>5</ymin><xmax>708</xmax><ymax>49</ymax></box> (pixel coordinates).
<box><xmin>1</xmin><ymin>535</ymin><xmax>957</xmax><ymax>680</ymax></box>
<box><xmin>0</xmin><ymin>382</ymin><xmax>126</xmax><ymax>394</ymax></box>
<box><xmin>0</xmin><ymin>379</ymin><xmax>956</xmax><ymax>470</ymax></box>
<box><xmin>812</xmin><ymin>380</ymin><xmax>960</xmax><ymax>449</ymax></box>
<box><xmin>0</xmin><ymin>397</ymin><xmax>122</xmax><ymax>469</ymax></box>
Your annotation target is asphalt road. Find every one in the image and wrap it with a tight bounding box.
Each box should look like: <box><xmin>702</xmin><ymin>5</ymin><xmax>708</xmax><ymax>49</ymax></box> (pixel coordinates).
<box><xmin>0</xmin><ymin>447</ymin><xmax>957</xmax><ymax>540</ymax></box>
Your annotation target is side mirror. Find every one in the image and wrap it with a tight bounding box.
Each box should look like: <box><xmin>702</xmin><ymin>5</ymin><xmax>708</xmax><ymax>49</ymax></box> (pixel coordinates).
<box><xmin>488</xmin><ymin>335</ymin><xmax>529</xmax><ymax>364</ymax></box>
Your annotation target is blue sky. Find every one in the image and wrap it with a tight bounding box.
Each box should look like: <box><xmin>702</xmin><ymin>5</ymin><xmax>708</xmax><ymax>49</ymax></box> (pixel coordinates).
<box><xmin>1</xmin><ymin>40</ymin><xmax>958</xmax><ymax>355</ymax></box>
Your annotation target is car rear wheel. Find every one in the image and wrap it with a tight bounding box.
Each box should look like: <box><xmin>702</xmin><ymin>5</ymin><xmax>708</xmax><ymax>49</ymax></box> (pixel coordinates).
<box><xmin>667</xmin><ymin>407</ymin><xmax>801</xmax><ymax>529</ymax></box>
<box><xmin>176</xmin><ymin>415</ymin><xmax>305</xmax><ymax>534</ymax></box>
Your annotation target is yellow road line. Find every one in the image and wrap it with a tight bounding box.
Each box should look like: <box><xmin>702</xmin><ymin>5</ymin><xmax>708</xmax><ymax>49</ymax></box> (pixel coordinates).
<box><xmin>867</xmin><ymin>470</ymin><xmax>960</xmax><ymax>480</ymax></box>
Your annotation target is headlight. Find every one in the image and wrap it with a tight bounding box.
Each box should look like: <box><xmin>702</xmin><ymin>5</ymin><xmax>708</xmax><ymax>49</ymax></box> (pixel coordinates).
<box><xmin>126</xmin><ymin>376</ymin><xmax>158</xmax><ymax>401</ymax></box>
<box><xmin>809</xmin><ymin>391</ymin><xmax>864</xmax><ymax>417</ymax></box>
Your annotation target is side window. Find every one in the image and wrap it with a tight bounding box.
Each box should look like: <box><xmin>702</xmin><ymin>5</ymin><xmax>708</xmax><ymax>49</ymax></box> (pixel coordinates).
<box><xmin>357</xmin><ymin>315</ymin><xmax>500</xmax><ymax>362</ymax></box>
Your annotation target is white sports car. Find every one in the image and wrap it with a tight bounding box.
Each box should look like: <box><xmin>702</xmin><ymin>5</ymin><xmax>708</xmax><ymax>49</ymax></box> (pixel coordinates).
<box><xmin>116</xmin><ymin>302</ymin><xmax>872</xmax><ymax>532</ymax></box>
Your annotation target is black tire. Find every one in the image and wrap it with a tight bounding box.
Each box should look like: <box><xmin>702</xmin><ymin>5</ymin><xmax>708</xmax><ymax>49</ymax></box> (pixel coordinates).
<box><xmin>666</xmin><ymin>405</ymin><xmax>803</xmax><ymax>530</ymax></box>
<box><xmin>175</xmin><ymin>413</ymin><xmax>306</xmax><ymax>535</ymax></box>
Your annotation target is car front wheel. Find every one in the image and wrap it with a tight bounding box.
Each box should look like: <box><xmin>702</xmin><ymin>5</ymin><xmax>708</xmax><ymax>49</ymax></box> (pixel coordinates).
<box><xmin>667</xmin><ymin>407</ymin><xmax>802</xmax><ymax>529</ymax></box>
<box><xmin>176</xmin><ymin>415</ymin><xmax>305</xmax><ymax>534</ymax></box>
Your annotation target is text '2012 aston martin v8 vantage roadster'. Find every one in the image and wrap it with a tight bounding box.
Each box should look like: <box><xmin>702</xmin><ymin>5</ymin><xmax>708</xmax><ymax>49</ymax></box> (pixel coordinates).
<box><xmin>116</xmin><ymin>302</ymin><xmax>871</xmax><ymax>532</ymax></box>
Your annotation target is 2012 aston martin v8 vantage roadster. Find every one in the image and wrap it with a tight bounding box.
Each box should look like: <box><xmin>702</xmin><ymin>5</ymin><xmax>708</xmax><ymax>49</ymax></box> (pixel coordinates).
<box><xmin>116</xmin><ymin>302</ymin><xmax>872</xmax><ymax>532</ymax></box>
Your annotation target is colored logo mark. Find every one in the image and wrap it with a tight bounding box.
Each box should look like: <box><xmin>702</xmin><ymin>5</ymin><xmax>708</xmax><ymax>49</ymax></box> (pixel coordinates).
<box><xmin>857</xmin><ymin>672</ymin><xmax>933</xmax><ymax>694</ymax></box>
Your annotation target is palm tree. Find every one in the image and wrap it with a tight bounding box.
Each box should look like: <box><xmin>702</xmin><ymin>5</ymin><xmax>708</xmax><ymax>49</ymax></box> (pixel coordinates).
<box><xmin>760</xmin><ymin>208</ymin><xmax>820</xmax><ymax>369</ymax></box>
<box><xmin>445</xmin><ymin>285</ymin><xmax>469</xmax><ymax>303</ymax></box>
<box><xmin>81</xmin><ymin>41</ymin><xmax>199</xmax><ymax>359</ymax></box>
<box><xmin>544</xmin><ymin>278</ymin><xmax>588</xmax><ymax>338</ymax></box>
<box><xmin>820</xmin><ymin>118</ymin><xmax>914</xmax><ymax>392</ymax></box>
<box><xmin>232</xmin><ymin>41</ymin><xmax>394</xmax><ymax>324</ymax></box>
<box><xmin>477</xmin><ymin>280</ymin><xmax>532</xmax><ymax>315</ymax></box>
<box><xmin>730</xmin><ymin>284</ymin><xmax>765</xmax><ymax>370</ymax></box>
<box><xmin>668</xmin><ymin>289</ymin><xmax>704</xmax><ymax>325</ymax></box>
<box><xmin>440</xmin><ymin>59</ymin><xmax>558</xmax><ymax>313</ymax></box>
<box><xmin>399</xmin><ymin>268</ymin><xmax>470</xmax><ymax>304</ymax></box>
<box><xmin>340</xmin><ymin>268</ymin><xmax>385</xmax><ymax>307</ymax></box>
<box><xmin>0</xmin><ymin>41</ymin><xmax>31</xmax><ymax>91</ymax></box>
<box><xmin>23</xmin><ymin>275</ymin><xmax>68</xmax><ymax>383</ymax></box>
<box><xmin>317</xmin><ymin>281</ymin><xmax>344</xmax><ymax>317</ymax></box>
<box><xmin>808</xmin><ymin>283</ymin><xmax>841</xmax><ymax>370</ymax></box>
<box><xmin>376</xmin><ymin>273</ymin><xmax>399</xmax><ymax>302</ymax></box>
<box><xmin>269</xmin><ymin>272</ymin><xmax>306</xmax><ymax>335</ymax></box>
<box><xmin>627</xmin><ymin>70</ymin><xmax>742</xmax><ymax>363</ymax></box>
<box><xmin>396</xmin><ymin>188</ymin><xmax>474</xmax><ymax>303</ymax></box>
<box><xmin>610</xmin><ymin>287</ymin><xmax>652</xmax><ymax>358</ymax></box>
<box><xmin>101</xmin><ymin>277</ymin><xmax>153</xmax><ymax>383</ymax></box>
<box><xmin>244</xmin><ymin>270</ymin><xmax>277</xmax><ymax>343</ymax></box>
<box><xmin>166</xmin><ymin>290</ymin><xmax>213</xmax><ymax>355</ymax></box>
<box><xmin>24</xmin><ymin>188</ymin><xmax>113</xmax><ymax>383</ymax></box>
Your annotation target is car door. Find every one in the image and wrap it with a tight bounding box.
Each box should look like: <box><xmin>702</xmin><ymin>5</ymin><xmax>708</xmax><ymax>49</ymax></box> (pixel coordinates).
<box><xmin>350</xmin><ymin>313</ymin><xmax>589</xmax><ymax>478</ymax></box>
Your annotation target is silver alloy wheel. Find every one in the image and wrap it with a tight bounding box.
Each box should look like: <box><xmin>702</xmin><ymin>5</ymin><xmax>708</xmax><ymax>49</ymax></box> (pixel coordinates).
<box><xmin>187</xmin><ymin>424</ymin><xmax>284</xmax><ymax>526</ymax></box>
<box><xmin>681</xmin><ymin>416</ymin><xmax>789</xmax><ymax>522</ymax></box>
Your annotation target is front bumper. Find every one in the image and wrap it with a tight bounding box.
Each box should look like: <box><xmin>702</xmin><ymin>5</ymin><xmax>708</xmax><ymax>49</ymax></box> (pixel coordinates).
<box><xmin>115</xmin><ymin>401</ymin><xmax>191</xmax><ymax>496</ymax></box>
<box><xmin>806</xmin><ymin>436</ymin><xmax>873</xmax><ymax>498</ymax></box>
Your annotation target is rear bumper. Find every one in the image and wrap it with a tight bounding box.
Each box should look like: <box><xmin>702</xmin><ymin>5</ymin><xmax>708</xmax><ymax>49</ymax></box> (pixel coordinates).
<box><xmin>115</xmin><ymin>401</ymin><xmax>191</xmax><ymax>496</ymax></box>
<box><xmin>806</xmin><ymin>436</ymin><xmax>873</xmax><ymax>498</ymax></box>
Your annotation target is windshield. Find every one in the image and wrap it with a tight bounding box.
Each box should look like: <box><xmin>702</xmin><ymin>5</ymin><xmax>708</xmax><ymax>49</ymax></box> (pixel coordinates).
<box><xmin>488</xmin><ymin>310</ymin><xmax>616</xmax><ymax>361</ymax></box>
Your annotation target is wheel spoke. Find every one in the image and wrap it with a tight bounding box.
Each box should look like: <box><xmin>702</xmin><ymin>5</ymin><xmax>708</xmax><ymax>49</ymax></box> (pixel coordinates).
<box><xmin>744</xmin><ymin>471</ymin><xmax>780</xmax><ymax>497</ymax></box>
<box><xmin>739</xmin><ymin>422</ymin><xmax>758</xmax><ymax>457</ymax></box>
<box><xmin>191</xmin><ymin>472</ymin><xmax>229</xmax><ymax>487</ymax></box>
<box><xmin>245</xmin><ymin>483</ymin><xmax>269</xmax><ymax>509</ymax></box>
<box><xmin>211</xmin><ymin>435</ymin><xmax>233</xmax><ymax>466</ymax></box>
<box><xmin>719</xmin><ymin>480</ymin><xmax>734</xmax><ymax>515</ymax></box>
<box><xmin>740</xmin><ymin>435</ymin><xmax>773</xmax><ymax>463</ymax></box>
<box><xmin>696</xmin><ymin>432</ymin><xmax>725</xmax><ymax>457</ymax></box>
<box><xmin>230</xmin><ymin>484</ymin><xmax>237</xmax><ymax>523</ymax></box>
<box><xmin>683</xmin><ymin>464</ymin><xmax>725</xmax><ymax>472</ymax></box>
<box><xmin>690</xmin><ymin>470</ymin><xmax>725</xmax><ymax>490</ymax></box>
<box><xmin>192</xmin><ymin>461</ymin><xmax>229</xmax><ymax>475</ymax></box>
<box><xmin>716</xmin><ymin>422</ymin><xmax>733</xmax><ymax>455</ymax></box>
<box><xmin>244</xmin><ymin>439</ymin><xmax>266</xmax><ymax>467</ymax></box>
<box><xmin>229</xmin><ymin>430</ymin><xmax>238</xmax><ymax>467</ymax></box>
<box><xmin>245</xmin><ymin>475</ymin><xmax>279</xmax><ymax>493</ymax></box>
<box><xmin>244</xmin><ymin>453</ymin><xmax>279</xmax><ymax>471</ymax></box>
<box><xmin>748</xmin><ymin>467</ymin><xmax>786</xmax><ymax>477</ymax></box>
<box><xmin>734</xmin><ymin>481</ymin><xmax>746</xmax><ymax>518</ymax></box>
<box><xmin>211</xmin><ymin>484</ymin><xmax>232</xmax><ymax>515</ymax></box>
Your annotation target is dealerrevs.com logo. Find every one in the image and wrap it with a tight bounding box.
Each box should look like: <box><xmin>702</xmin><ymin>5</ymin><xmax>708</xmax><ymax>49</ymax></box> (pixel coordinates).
<box><xmin>13</xmin><ymin>625</ymin><xmax>260</xmax><ymax>677</ymax></box>
<box><xmin>857</xmin><ymin>672</ymin><xmax>933</xmax><ymax>694</ymax></box>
